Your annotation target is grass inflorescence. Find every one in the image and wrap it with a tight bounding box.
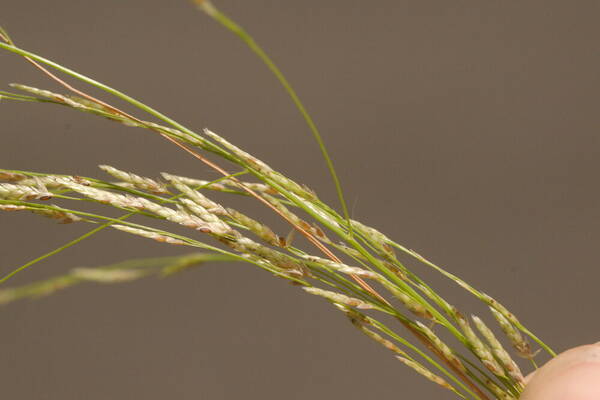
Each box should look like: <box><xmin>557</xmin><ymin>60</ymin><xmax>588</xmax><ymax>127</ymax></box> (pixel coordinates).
<box><xmin>0</xmin><ymin>2</ymin><xmax>554</xmax><ymax>399</ymax></box>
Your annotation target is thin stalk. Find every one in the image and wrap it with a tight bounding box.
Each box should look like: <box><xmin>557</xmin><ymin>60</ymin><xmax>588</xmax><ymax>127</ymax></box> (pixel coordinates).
<box><xmin>0</xmin><ymin>42</ymin><xmax>204</xmax><ymax>144</ymax></box>
<box><xmin>0</xmin><ymin>215</ymin><xmax>131</xmax><ymax>284</ymax></box>
<box><xmin>195</xmin><ymin>0</ymin><xmax>353</xmax><ymax>235</ymax></box>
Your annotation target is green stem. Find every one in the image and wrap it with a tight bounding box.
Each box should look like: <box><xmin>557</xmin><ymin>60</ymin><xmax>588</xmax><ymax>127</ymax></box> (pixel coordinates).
<box><xmin>0</xmin><ymin>216</ymin><xmax>131</xmax><ymax>284</ymax></box>
<box><xmin>0</xmin><ymin>42</ymin><xmax>211</xmax><ymax>147</ymax></box>
<box><xmin>196</xmin><ymin>1</ymin><xmax>353</xmax><ymax>235</ymax></box>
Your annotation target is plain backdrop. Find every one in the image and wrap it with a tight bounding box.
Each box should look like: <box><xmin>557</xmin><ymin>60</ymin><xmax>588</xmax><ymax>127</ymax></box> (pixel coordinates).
<box><xmin>1</xmin><ymin>1</ymin><xmax>599</xmax><ymax>399</ymax></box>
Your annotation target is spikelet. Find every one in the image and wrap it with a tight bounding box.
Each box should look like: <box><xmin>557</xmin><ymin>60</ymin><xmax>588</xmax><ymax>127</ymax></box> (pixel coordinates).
<box><xmin>31</xmin><ymin>207</ymin><xmax>82</xmax><ymax>224</ymax></box>
<box><xmin>303</xmin><ymin>287</ymin><xmax>374</xmax><ymax>309</ymax></box>
<box><xmin>357</xmin><ymin>325</ymin><xmax>407</xmax><ymax>355</ymax></box>
<box><xmin>0</xmin><ymin>183</ymin><xmax>52</xmax><ymax>201</ymax></box>
<box><xmin>18</xmin><ymin>175</ymin><xmax>91</xmax><ymax>189</ymax></box>
<box><xmin>350</xmin><ymin>219</ymin><xmax>396</xmax><ymax>259</ymax></box>
<box><xmin>99</xmin><ymin>165</ymin><xmax>168</xmax><ymax>194</ymax></box>
<box><xmin>226</xmin><ymin>208</ymin><xmax>279</xmax><ymax>246</ymax></box>
<box><xmin>111</xmin><ymin>225</ymin><xmax>188</xmax><ymax>245</ymax></box>
<box><xmin>262</xmin><ymin>193</ymin><xmax>330</xmax><ymax>242</ymax></box>
<box><xmin>395</xmin><ymin>356</ymin><xmax>458</xmax><ymax>395</ymax></box>
<box><xmin>472</xmin><ymin>315</ymin><xmax>524</xmax><ymax>384</ymax></box>
<box><xmin>416</xmin><ymin>321</ymin><xmax>467</xmax><ymax>373</ymax></box>
<box><xmin>10</xmin><ymin>84</ymin><xmax>89</xmax><ymax>109</ymax></box>
<box><xmin>161</xmin><ymin>172</ymin><xmax>227</xmax><ymax>191</ymax></box>
<box><xmin>489</xmin><ymin>307</ymin><xmax>536</xmax><ymax>359</ymax></box>
<box><xmin>158</xmin><ymin>172</ymin><xmax>275</xmax><ymax>194</ymax></box>
<box><xmin>301</xmin><ymin>255</ymin><xmax>380</xmax><ymax>280</ymax></box>
<box><xmin>161</xmin><ymin>173</ymin><xmax>227</xmax><ymax>215</ymax></box>
<box><xmin>179</xmin><ymin>199</ymin><xmax>232</xmax><ymax>235</ymax></box>
<box><xmin>381</xmin><ymin>281</ymin><xmax>433</xmax><ymax>320</ymax></box>
<box><xmin>0</xmin><ymin>171</ymin><xmax>26</xmax><ymax>182</ymax></box>
<box><xmin>0</xmin><ymin>204</ymin><xmax>27</xmax><ymax>211</ymax></box>
<box><xmin>454</xmin><ymin>309</ymin><xmax>506</xmax><ymax>378</ymax></box>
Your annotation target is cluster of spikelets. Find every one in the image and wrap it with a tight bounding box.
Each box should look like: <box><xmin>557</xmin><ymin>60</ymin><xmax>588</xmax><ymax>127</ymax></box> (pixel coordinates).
<box><xmin>0</xmin><ymin>120</ymin><xmax>545</xmax><ymax>400</ymax></box>
<box><xmin>0</xmin><ymin>2</ymin><xmax>555</xmax><ymax>399</ymax></box>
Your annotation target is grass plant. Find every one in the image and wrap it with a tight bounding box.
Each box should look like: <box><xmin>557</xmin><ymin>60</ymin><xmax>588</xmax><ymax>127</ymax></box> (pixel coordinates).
<box><xmin>0</xmin><ymin>2</ymin><xmax>555</xmax><ymax>399</ymax></box>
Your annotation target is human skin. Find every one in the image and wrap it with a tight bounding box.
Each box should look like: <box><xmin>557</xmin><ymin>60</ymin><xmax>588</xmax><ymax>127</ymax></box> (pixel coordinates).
<box><xmin>521</xmin><ymin>343</ymin><xmax>600</xmax><ymax>400</ymax></box>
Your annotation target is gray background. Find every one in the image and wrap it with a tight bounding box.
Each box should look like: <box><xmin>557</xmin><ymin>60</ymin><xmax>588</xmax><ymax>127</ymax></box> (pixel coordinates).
<box><xmin>1</xmin><ymin>1</ymin><xmax>599</xmax><ymax>399</ymax></box>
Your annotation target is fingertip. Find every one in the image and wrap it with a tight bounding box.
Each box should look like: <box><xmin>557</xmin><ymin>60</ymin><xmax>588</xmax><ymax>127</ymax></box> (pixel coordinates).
<box><xmin>521</xmin><ymin>343</ymin><xmax>600</xmax><ymax>400</ymax></box>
